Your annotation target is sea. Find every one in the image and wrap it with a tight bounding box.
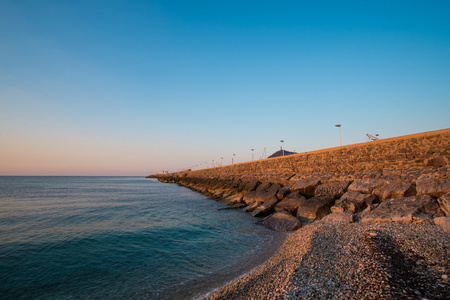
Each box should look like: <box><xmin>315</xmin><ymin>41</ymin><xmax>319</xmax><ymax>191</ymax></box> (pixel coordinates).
<box><xmin>0</xmin><ymin>176</ymin><xmax>284</xmax><ymax>300</ymax></box>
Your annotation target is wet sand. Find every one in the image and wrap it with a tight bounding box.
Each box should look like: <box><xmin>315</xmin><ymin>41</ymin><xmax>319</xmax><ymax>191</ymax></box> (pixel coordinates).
<box><xmin>204</xmin><ymin>222</ymin><xmax>449</xmax><ymax>300</ymax></box>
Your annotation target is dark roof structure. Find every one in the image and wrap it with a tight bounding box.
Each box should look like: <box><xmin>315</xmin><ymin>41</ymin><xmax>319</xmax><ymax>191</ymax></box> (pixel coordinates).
<box><xmin>267</xmin><ymin>149</ymin><xmax>297</xmax><ymax>158</ymax></box>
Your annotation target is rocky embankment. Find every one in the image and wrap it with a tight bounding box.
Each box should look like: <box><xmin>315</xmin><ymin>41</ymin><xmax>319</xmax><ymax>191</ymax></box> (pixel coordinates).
<box><xmin>148</xmin><ymin>129</ymin><xmax>450</xmax><ymax>299</ymax></box>
<box><xmin>150</xmin><ymin>168</ymin><xmax>450</xmax><ymax>234</ymax></box>
<box><xmin>151</xmin><ymin>168</ymin><xmax>450</xmax><ymax>299</ymax></box>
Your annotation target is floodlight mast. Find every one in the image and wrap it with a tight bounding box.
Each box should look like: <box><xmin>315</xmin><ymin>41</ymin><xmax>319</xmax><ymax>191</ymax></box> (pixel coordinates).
<box><xmin>366</xmin><ymin>133</ymin><xmax>379</xmax><ymax>141</ymax></box>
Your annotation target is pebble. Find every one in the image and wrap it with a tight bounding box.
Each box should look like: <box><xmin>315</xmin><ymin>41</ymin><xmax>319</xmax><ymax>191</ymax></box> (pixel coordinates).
<box><xmin>205</xmin><ymin>222</ymin><xmax>450</xmax><ymax>300</ymax></box>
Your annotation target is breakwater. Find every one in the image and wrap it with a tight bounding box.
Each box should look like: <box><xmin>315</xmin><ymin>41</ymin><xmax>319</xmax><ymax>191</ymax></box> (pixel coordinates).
<box><xmin>149</xmin><ymin>129</ymin><xmax>450</xmax><ymax>233</ymax></box>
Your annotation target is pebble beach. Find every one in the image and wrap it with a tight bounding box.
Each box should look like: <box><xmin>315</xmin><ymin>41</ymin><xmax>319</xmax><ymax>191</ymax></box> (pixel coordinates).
<box><xmin>205</xmin><ymin>222</ymin><xmax>449</xmax><ymax>300</ymax></box>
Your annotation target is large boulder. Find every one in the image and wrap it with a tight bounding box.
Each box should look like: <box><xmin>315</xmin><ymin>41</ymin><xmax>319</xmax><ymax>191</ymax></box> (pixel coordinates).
<box><xmin>238</xmin><ymin>180</ymin><xmax>261</xmax><ymax>192</ymax></box>
<box><xmin>348</xmin><ymin>178</ymin><xmax>387</xmax><ymax>194</ymax></box>
<box><xmin>225</xmin><ymin>194</ymin><xmax>244</xmax><ymax>204</ymax></box>
<box><xmin>319</xmin><ymin>212</ymin><xmax>354</xmax><ymax>224</ymax></box>
<box><xmin>243</xmin><ymin>201</ymin><xmax>263</xmax><ymax>213</ymax></box>
<box><xmin>297</xmin><ymin>196</ymin><xmax>335</xmax><ymax>223</ymax></box>
<box><xmin>416</xmin><ymin>178</ymin><xmax>450</xmax><ymax>198</ymax></box>
<box><xmin>276</xmin><ymin>186</ymin><xmax>291</xmax><ymax>200</ymax></box>
<box><xmin>331</xmin><ymin>191</ymin><xmax>378</xmax><ymax>213</ymax></box>
<box><xmin>434</xmin><ymin>216</ymin><xmax>450</xmax><ymax>234</ymax></box>
<box><xmin>314</xmin><ymin>180</ymin><xmax>351</xmax><ymax>198</ymax></box>
<box><xmin>256</xmin><ymin>182</ymin><xmax>272</xmax><ymax>191</ymax></box>
<box><xmin>242</xmin><ymin>191</ymin><xmax>259</xmax><ymax>205</ymax></box>
<box><xmin>243</xmin><ymin>183</ymin><xmax>281</xmax><ymax>205</ymax></box>
<box><xmin>219</xmin><ymin>194</ymin><xmax>243</xmax><ymax>206</ymax></box>
<box><xmin>267</xmin><ymin>183</ymin><xmax>282</xmax><ymax>196</ymax></box>
<box><xmin>361</xmin><ymin>195</ymin><xmax>445</xmax><ymax>224</ymax></box>
<box><xmin>245</xmin><ymin>180</ymin><xmax>262</xmax><ymax>192</ymax></box>
<box><xmin>438</xmin><ymin>192</ymin><xmax>450</xmax><ymax>216</ymax></box>
<box><xmin>290</xmin><ymin>177</ymin><xmax>320</xmax><ymax>197</ymax></box>
<box><xmin>372</xmin><ymin>181</ymin><xmax>416</xmax><ymax>202</ymax></box>
<box><xmin>274</xmin><ymin>192</ymin><xmax>307</xmax><ymax>214</ymax></box>
<box><xmin>261</xmin><ymin>210</ymin><xmax>302</xmax><ymax>232</ymax></box>
<box><xmin>251</xmin><ymin>197</ymin><xmax>279</xmax><ymax>217</ymax></box>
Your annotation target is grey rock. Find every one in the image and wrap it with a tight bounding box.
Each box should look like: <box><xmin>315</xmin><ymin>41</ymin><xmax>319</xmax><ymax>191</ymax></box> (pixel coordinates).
<box><xmin>359</xmin><ymin>204</ymin><xmax>379</xmax><ymax>219</ymax></box>
<box><xmin>373</xmin><ymin>180</ymin><xmax>416</xmax><ymax>202</ymax></box>
<box><xmin>267</xmin><ymin>183</ymin><xmax>282</xmax><ymax>195</ymax></box>
<box><xmin>437</xmin><ymin>192</ymin><xmax>450</xmax><ymax>216</ymax></box>
<box><xmin>243</xmin><ymin>191</ymin><xmax>259</xmax><ymax>205</ymax></box>
<box><xmin>314</xmin><ymin>180</ymin><xmax>351</xmax><ymax>198</ymax></box>
<box><xmin>261</xmin><ymin>210</ymin><xmax>302</xmax><ymax>232</ymax></box>
<box><xmin>331</xmin><ymin>191</ymin><xmax>378</xmax><ymax>213</ymax></box>
<box><xmin>238</xmin><ymin>180</ymin><xmax>262</xmax><ymax>192</ymax></box>
<box><xmin>256</xmin><ymin>182</ymin><xmax>272</xmax><ymax>191</ymax></box>
<box><xmin>361</xmin><ymin>195</ymin><xmax>444</xmax><ymax>224</ymax></box>
<box><xmin>251</xmin><ymin>197</ymin><xmax>279</xmax><ymax>217</ymax></box>
<box><xmin>290</xmin><ymin>177</ymin><xmax>320</xmax><ymax>196</ymax></box>
<box><xmin>243</xmin><ymin>183</ymin><xmax>281</xmax><ymax>205</ymax></box>
<box><xmin>228</xmin><ymin>195</ymin><xmax>244</xmax><ymax>204</ymax></box>
<box><xmin>244</xmin><ymin>180</ymin><xmax>262</xmax><ymax>192</ymax></box>
<box><xmin>319</xmin><ymin>212</ymin><xmax>354</xmax><ymax>223</ymax></box>
<box><xmin>433</xmin><ymin>216</ymin><xmax>450</xmax><ymax>234</ymax></box>
<box><xmin>348</xmin><ymin>178</ymin><xmax>387</xmax><ymax>194</ymax></box>
<box><xmin>297</xmin><ymin>196</ymin><xmax>335</xmax><ymax>223</ymax></box>
<box><xmin>276</xmin><ymin>186</ymin><xmax>291</xmax><ymax>200</ymax></box>
<box><xmin>274</xmin><ymin>193</ymin><xmax>307</xmax><ymax>214</ymax></box>
<box><xmin>416</xmin><ymin>178</ymin><xmax>450</xmax><ymax>198</ymax></box>
<box><xmin>243</xmin><ymin>201</ymin><xmax>263</xmax><ymax>212</ymax></box>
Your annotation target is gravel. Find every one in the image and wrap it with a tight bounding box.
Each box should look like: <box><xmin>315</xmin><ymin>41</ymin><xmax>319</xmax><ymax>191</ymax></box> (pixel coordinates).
<box><xmin>204</xmin><ymin>222</ymin><xmax>449</xmax><ymax>300</ymax></box>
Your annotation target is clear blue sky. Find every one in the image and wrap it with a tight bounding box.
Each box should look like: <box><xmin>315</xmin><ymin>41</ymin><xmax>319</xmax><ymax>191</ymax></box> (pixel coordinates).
<box><xmin>1</xmin><ymin>0</ymin><xmax>449</xmax><ymax>175</ymax></box>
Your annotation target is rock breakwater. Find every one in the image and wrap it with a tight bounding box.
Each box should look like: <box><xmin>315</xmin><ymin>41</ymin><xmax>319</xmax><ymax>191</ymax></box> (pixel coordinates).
<box><xmin>149</xmin><ymin>129</ymin><xmax>450</xmax><ymax>299</ymax></box>
<box><xmin>150</xmin><ymin>129</ymin><xmax>450</xmax><ymax>234</ymax></box>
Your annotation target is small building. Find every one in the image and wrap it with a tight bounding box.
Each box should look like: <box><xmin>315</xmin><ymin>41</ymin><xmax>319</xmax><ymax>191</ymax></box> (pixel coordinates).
<box><xmin>267</xmin><ymin>148</ymin><xmax>297</xmax><ymax>158</ymax></box>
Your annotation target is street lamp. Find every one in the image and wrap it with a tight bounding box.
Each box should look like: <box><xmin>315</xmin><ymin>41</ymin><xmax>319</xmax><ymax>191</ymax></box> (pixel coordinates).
<box><xmin>232</xmin><ymin>154</ymin><xmax>236</xmax><ymax>164</ymax></box>
<box><xmin>221</xmin><ymin>157</ymin><xmax>223</xmax><ymax>166</ymax></box>
<box><xmin>280</xmin><ymin>140</ymin><xmax>285</xmax><ymax>156</ymax></box>
<box><xmin>251</xmin><ymin>149</ymin><xmax>254</xmax><ymax>161</ymax></box>
<box><xmin>335</xmin><ymin>124</ymin><xmax>342</xmax><ymax>146</ymax></box>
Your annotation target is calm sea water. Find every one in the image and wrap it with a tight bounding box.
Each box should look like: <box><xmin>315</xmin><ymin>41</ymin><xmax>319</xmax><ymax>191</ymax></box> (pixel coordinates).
<box><xmin>0</xmin><ymin>177</ymin><xmax>283</xmax><ymax>299</ymax></box>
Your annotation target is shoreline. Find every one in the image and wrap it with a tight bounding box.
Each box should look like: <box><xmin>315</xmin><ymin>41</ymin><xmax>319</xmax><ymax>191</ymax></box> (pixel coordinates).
<box><xmin>148</xmin><ymin>129</ymin><xmax>449</xmax><ymax>298</ymax></box>
<box><xmin>193</xmin><ymin>230</ymin><xmax>288</xmax><ymax>300</ymax></box>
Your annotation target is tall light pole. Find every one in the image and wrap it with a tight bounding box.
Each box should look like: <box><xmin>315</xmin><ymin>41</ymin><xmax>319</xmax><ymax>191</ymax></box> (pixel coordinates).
<box><xmin>221</xmin><ymin>157</ymin><xmax>223</xmax><ymax>166</ymax></box>
<box><xmin>335</xmin><ymin>124</ymin><xmax>342</xmax><ymax>146</ymax></box>
<box><xmin>251</xmin><ymin>149</ymin><xmax>254</xmax><ymax>161</ymax></box>
<box><xmin>280</xmin><ymin>140</ymin><xmax>285</xmax><ymax>156</ymax></box>
<box><xmin>232</xmin><ymin>154</ymin><xmax>236</xmax><ymax>164</ymax></box>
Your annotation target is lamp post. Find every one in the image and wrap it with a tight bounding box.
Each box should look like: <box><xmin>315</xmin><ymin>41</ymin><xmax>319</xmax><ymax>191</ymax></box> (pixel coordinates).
<box><xmin>232</xmin><ymin>154</ymin><xmax>236</xmax><ymax>164</ymax></box>
<box><xmin>280</xmin><ymin>140</ymin><xmax>285</xmax><ymax>156</ymax></box>
<box><xmin>335</xmin><ymin>124</ymin><xmax>342</xmax><ymax>146</ymax></box>
<box><xmin>221</xmin><ymin>157</ymin><xmax>223</xmax><ymax>166</ymax></box>
<box><xmin>251</xmin><ymin>149</ymin><xmax>254</xmax><ymax>161</ymax></box>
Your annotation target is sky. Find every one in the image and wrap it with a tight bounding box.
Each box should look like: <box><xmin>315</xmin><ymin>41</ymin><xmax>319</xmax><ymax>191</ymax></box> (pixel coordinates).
<box><xmin>1</xmin><ymin>0</ymin><xmax>449</xmax><ymax>176</ymax></box>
